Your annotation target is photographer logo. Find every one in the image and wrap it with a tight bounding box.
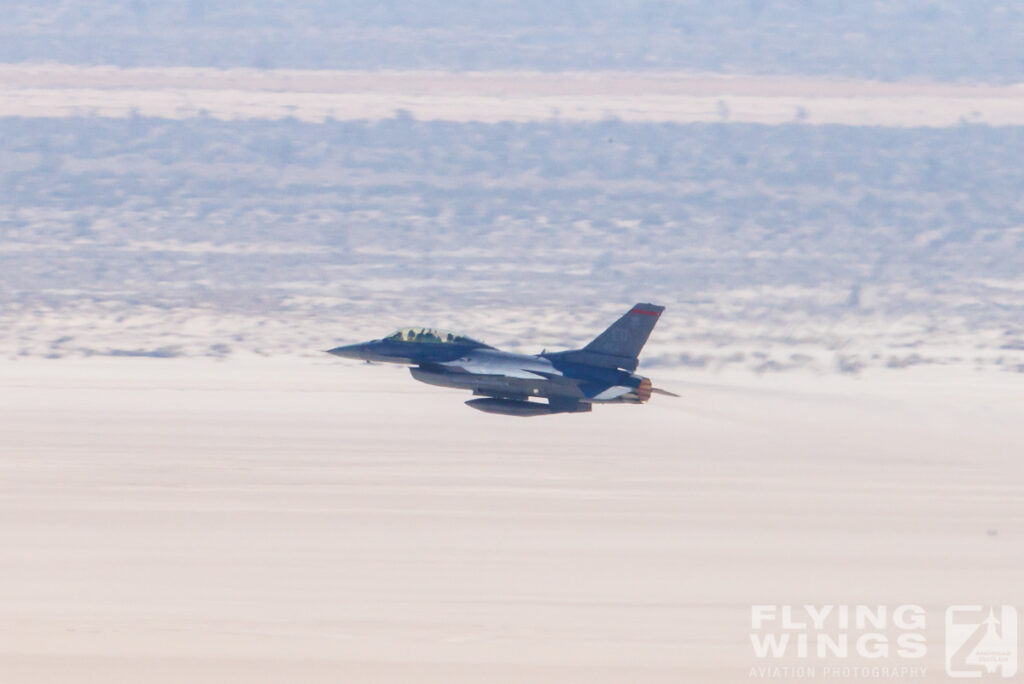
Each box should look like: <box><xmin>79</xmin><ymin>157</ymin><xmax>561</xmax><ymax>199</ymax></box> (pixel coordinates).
<box><xmin>945</xmin><ymin>606</ymin><xmax>1017</xmax><ymax>678</ymax></box>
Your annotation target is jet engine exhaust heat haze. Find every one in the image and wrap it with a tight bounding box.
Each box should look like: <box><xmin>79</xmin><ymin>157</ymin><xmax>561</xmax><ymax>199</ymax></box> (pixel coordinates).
<box><xmin>327</xmin><ymin>303</ymin><xmax>678</xmax><ymax>416</ymax></box>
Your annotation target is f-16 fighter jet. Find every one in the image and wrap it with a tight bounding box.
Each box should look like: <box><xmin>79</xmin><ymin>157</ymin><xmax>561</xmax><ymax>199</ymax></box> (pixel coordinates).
<box><xmin>327</xmin><ymin>303</ymin><xmax>677</xmax><ymax>416</ymax></box>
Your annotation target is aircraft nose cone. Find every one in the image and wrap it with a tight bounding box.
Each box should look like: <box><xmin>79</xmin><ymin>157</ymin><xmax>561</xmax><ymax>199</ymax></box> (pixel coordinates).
<box><xmin>326</xmin><ymin>343</ymin><xmax>366</xmax><ymax>360</ymax></box>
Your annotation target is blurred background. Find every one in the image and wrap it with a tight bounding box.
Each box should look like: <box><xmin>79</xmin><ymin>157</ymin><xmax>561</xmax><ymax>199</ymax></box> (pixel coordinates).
<box><xmin>2</xmin><ymin>1</ymin><xmax>1023</xmax><ymax>374</ymax></box>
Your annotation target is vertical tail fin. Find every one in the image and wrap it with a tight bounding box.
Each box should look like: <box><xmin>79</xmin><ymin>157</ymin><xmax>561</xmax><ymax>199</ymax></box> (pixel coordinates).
<box><xmin>584</xmin><ymin>303</ymin><xmax>665</xmax><ymax>360</ymax></box>
<box><xmin>543</xmin><ymin>303</ymin><xmax>665</xmax><ymax>371</ymax></box>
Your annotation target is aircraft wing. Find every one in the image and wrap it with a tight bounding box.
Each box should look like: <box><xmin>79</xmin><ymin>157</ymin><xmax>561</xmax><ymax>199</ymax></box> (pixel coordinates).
<box><xmin>434</xmin><ymin>358</ymin><xmax>555</xmax><ymax>380</ymax></box>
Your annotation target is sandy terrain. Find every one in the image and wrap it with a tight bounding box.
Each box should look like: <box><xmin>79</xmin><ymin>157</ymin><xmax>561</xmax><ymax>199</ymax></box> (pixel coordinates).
<box><xmin>0</xmin><ymin>357</ymin><xmax>1020</xmax><ymax>682</ymax></box>
<box><xmin>2</xmin><ymin>64</ymin><xmax>1024</xmax><ymax>125</ymax></box>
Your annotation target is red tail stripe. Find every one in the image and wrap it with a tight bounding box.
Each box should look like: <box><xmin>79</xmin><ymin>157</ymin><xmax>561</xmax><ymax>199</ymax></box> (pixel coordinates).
<box><xmin>630</xmin><ymin>308</ymin><xmax>661</xmax><ymax>317</ymax></box>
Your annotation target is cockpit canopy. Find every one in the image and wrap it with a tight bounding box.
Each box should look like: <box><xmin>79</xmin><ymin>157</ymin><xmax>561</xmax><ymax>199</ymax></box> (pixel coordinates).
<box><xmin>383</xmin><ymin>327</ymin><xmax>486</xmax><ymax>346</ymax></box>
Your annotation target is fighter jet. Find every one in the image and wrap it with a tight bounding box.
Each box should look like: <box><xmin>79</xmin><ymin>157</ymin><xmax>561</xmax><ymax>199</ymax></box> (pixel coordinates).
<box><xmin>327</xmin><ymin>303</ymin><xmax>677</xmax><ymax>416</ymax></box>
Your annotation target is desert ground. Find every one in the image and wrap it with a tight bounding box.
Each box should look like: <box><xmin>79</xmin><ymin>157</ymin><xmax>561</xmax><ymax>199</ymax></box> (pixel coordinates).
<box><xmin>1</xmin><ymin>357</ymin><xmax>1020</xmax><ymax>683</ymax></box>
<box><xmin>3</xmin><ymin>65</ymin><xmax>1024</xmax><ymax>125</ymax></box>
